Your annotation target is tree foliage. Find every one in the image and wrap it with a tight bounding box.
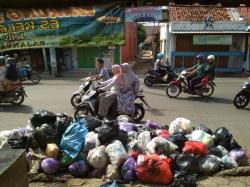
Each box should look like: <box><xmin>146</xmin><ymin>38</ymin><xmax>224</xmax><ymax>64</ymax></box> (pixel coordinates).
<box><xmin>137</xmin><ymin>24</ymin><xmax>147</xmax><ymax>44</ymax></box>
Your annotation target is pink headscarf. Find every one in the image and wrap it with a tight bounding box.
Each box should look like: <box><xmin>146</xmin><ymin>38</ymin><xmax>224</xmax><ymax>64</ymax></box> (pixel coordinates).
<box><xmin>112</xmin><ymin>65</ymin><xmax>124</xmax><ymax>88</ymax></box>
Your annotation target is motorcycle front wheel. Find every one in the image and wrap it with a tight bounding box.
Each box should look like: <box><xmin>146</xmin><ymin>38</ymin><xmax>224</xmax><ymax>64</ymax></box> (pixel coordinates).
<box><xmin>233</xmin><ymin>94</ymin><xmax>249</xmax><ymax>109</ymax></box>
<box><xmin>166</xmin><ymin>83</ymin><xmax>181</xmax><ymax>98</ymax></box>
<box><xmin>144</xmin><ymin>76</ymin><xmax>153</xmax><ymax>87</ymax></box>
<box><xmin>133</xmin><ymin>103</ymin><xmax>145</xmax><ymax>122</ymax></box>
<box><xmin>30</xmin><ymin>72</ymin><xmax>41</xmax><ymax>84</ymax></box>
<box><xmin>11</xmin><ymin>93</ymin><xmax>25</xmax><ymax>105</ymax></box>
<box><xmin>74</xmin><ymin>106</ymin><xmax>94</xmax><ymax>119</ymax></box>
<box><xmin>71</xmin><ymin>94</ymin><xmax>82</xmax><ymax>107</ymax></box>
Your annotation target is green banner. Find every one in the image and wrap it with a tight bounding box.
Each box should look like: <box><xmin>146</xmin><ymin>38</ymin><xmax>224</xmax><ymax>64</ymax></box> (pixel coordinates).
<box><xmin>193</xmin><ymin>35</ymin><xmax>232</xmax><ymax>45</ymax></box>
<box><xmin>0</xmin><ymin>5</ymin><xmax>124</xmax><ymax>51</ymax></box>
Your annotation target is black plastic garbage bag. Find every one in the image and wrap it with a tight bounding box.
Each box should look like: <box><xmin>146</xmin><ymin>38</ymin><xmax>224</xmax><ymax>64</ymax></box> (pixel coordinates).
<box><xmin>34</xmin><ymin>123</ymin><xmax>58</xmax><ymax>150</ymax></box>
<box><xmin>171</xmin><ymin>171</ymin><xmax>197</xmax><ymax>187</ymax></box>
<box><xmin>194</xmin><ymin>124</ymin><xmax>213</xmax><ymax>135</ymax></box>
<box><xmin>172</xmin><ymin>154</ymin><xmax>200</xmax><ymax>174</ymax></box>
<box><xmin>55</xmin><ymin>113</ymin><xmax>73</xmax><ymax>141</ymax></box>
<box><xmin>208</xmin><ymin>145</ymin><xmax>229</xmax><ymax>158</ymax></box>
<box><xmin>84</xmin><ymin>116</ymin><xmax>102</xmax><ymax>131</ymax></box>
<box><xmin>214</xmin><ymin>127</ymin><xmax>232</xmax><ymax>150</ymax></box>
<box><xmin>230</xmin><ymin>139</ymin><xmax>242</xmax><ymax>150</ymax></box>
<box><xmin>167</xmin><ymin>132</ymin><xmax>187</xmax><ymax>152</ymax></box>
<box><xmin>8</xmin><ymin>139</ymin><xmax>26</xmax><ymax>149</ymax></box>
<box><xmin>97</xmin><ymin>120</ymin><xmax>119</xmax><ymax>145</ymax></box>
<box><xmin>30</xmin><ymin>109</ymin><xmax>57</xmax><ymax>128</ymax></box>
<box><xmin>117</xmin><ymin>130</ymin><xmax>128</xmax><ymax>146</ymax></box>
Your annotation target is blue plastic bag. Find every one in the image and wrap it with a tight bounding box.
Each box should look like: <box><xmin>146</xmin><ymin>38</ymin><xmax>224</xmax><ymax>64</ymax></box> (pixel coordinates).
<box><xmin>19</xmin><ymin>67</ymin><xmax>28</xmax><ymax>77</ymax></box>
<box><xmin>60</xmin><ymin>118</ymin><xmax>88</xmax><ymax>159</ymax></box>
<box><xmin>121</xmin><ymin>157</ymin><xmax>136</xmax><ymax>181</ymax></box>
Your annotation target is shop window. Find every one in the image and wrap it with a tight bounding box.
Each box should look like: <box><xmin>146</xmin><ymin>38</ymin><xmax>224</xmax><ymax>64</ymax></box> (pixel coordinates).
<box><xmin>174</xmin><ymin>56</ymin><xmax>183</xmax><ymax>68</ymax></box>
<box><xmin>217</xmin><ymin>56</ymin><xmax>228</xmax><ymax>68</ymax></box>
<box><xmin>184</xmin><ymin>56</ymin><xmax>194</xmax><ymax>68</ymax></box>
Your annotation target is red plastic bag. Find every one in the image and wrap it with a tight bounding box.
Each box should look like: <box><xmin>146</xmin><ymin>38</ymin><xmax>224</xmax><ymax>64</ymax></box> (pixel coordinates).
<box><xmin>156</xmin><ymin>129</ymin><xmax>169</xmax><ymax>139</ymax></box>
<box><xmin>136</xmin><ymin>155</ymin><xmax>173</xmax><ymax>185</ymax></box>
<box><xmin>182</xmin><ymin>141</ymin><xmax>208</xmax><ymax>155</ymax></box>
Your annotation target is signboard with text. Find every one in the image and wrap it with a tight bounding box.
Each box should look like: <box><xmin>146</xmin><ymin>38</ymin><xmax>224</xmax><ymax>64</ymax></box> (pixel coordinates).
<box><xmin>125</xmin><ymin>7</ymin><xmax>162</xmax><ymax>22</ymax></box>
<box><xmin>0</xmin><ymin>5</ymin><xmax>124</xmax><ymax>51</ymax></box>
<box><xmin>193</xmin><ymin>35</ymin><xmax>232</xmax><ymax>45</ymax></box>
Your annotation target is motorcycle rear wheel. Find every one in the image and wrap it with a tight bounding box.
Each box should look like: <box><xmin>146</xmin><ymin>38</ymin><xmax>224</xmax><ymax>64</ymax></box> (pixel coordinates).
<box><xmin>74</xmin><ymin>106</ymin><xmax>94</xmax><ymax>119</ymax></box>
<box><xmin>201</xmin><ymin>83</ymin><xmax>214</xmax><ymax>97</ymax></box>
<box><xmin>71</xmin><ymin>94</ymin><xmax>82</xmax><ymax>107</ymax></box>
<box><xmin>30</xmin><ymin>72</ymin><xmax>41</xmax><ymax>84</ymax></box>
<box><xmin>166</xmin><ymin>83</ymin><xmax>181</xmax><ymax>98</ymax></box>
<box><xmin>144</xmin><ymin>76</ymin><xmax>153</xmax><ymax>87</ymax></box>
<box><xmin>233</xmin><ymin>94</ymin><xmax>249</xmax><ymax>109</ymax></box>
<box><xmin>133</xmin><ymin>103</ymin><xmax>145</xmax><ymax>122</ymax></box>
<box><xmin>11</xmin><ymin>93</ymin><xmax>24</xmax><ymax>105</ymax></box>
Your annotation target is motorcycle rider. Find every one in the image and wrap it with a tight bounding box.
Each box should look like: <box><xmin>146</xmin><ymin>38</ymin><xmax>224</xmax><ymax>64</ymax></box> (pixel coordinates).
<box><xmin>91</xmin><ymin>58</ymin><xmax>110</xmax><ymax>81</ymax></box>
<box><xmin>154</xmin><ymin>52</ymin><xmax>166</xmax><ymax>79</ymax></box>
<box><xmin>206</xmin><ymin>55</ymin><xmax>216</xmax><ymax>81</ymax></box>
<box><xmin>186</xmin><ymin>54</ymin><xmax>207</xmax><ymax>93</ymax></box>
<box><xmin>96</xmin><ymin>64</ymin><xmax>123</xmax><ymax>119</ymax></box>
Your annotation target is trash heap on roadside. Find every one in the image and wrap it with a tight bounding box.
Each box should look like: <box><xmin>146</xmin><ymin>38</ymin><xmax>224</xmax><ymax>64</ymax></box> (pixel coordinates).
<box><xmin>0</xmin><ymin>109</ymin><xmax>248</xmax><ymax>186</ymax></box>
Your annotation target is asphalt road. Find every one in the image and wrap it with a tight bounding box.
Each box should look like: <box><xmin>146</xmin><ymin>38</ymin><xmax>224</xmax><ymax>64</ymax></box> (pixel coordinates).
<box><xmin>0</xmin><ymin>76</ymin><xmax>250</xmax><ymax>151</ymax></box>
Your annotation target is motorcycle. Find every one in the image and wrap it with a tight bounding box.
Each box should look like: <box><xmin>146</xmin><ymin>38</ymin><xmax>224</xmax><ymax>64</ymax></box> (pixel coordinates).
<box><xmin>0</xmin><ymin>83</ymin><xmax>27</xmax><ymax>105</ymax></box>
<box><xmin>166</xmin><ymin>70</ymin><xmax>215</xmax><ymax>98</ymax></box>
<box><xmin>71</xmin><ymin>77</ymin><xmax>93</xmax><ymax>107</ymax></box>
<box><xmin>233</xmin><ymin>79</ymin><xmax>250</xmax><ymax>109</ymax></box>
<box><xmin>144</xmin><ymin>65</ymin><xmax>178</xmax><ymax>87</ymax></box>
<box><xmin>74</xmin><ymin>84</ymin><xmax>149</xmax><ymax>122</ymax></box>
<box><xmin>19</xmin><ymin>64</ymin><xmax>41</xmax><ymax>84</ymax></box>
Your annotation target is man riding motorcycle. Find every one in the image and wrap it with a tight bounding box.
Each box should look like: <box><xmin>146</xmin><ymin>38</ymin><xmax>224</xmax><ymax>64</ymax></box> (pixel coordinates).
<box><xmin>154</xmin><ymin>52</ymin><xmax>167</xmax><ymax>79</ymax></box>
<box><xmin>186</xmin><ymin>54</ymin><xmax>207</xmax><ymax>93</ymax></box>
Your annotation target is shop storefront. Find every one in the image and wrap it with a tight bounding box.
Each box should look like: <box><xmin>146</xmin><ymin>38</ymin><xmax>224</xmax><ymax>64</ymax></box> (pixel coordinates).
<box><xmin>0</xmin><ymin>5</ymin><xmax>125</xmax><ymax>74</ymax></box>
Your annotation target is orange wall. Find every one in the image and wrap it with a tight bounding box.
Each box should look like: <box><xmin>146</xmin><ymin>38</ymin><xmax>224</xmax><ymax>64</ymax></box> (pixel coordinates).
<box><xmin>121</xmin><ymin>22</ymin><xmax>137</xmax><ymax>64</ymax></box>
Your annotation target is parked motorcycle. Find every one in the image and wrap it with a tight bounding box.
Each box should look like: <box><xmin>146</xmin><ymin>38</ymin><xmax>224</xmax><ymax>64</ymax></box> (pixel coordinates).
<box><xmin>0</xmin><ymin>83</ymin><xmax>27</xmax><ymax>105</ymax></box>
<box><xmin>166</xmin><ymin>70</ymin><xmax>215</xmax><ymax>98</ymax></box>
<box><xmin>144</xmin><ymin>65</ymin><xmax>178</xmax><ymax>87</ymax></box>
<box><xmin>71</xmin><ymin>77</ymin><xmax>93</xmax><ymax>107</ymax></box>
<box><xmin>74</xmin><ymin>84</ymin><xmax>149</xmax><ymax>122</ymax></box>
<box><xmin>233</xmin><ymin>80</ymin><xmax>250</xmax><ymax>109</ymax></box>
<box><xmin>19</xmin><ymin>64</ymin><xmax>41</xmax><ymax>84</ymax></box>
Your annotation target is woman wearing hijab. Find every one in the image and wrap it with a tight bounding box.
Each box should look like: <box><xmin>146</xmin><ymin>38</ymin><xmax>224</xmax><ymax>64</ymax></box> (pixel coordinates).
<box><xmin>97</xmin><ymin>64</ymin><xmax>123</xmax><ymax>118</ymax></box>
<box><xmin>117</xmin><ymin>63</ymin><xmax>140</xmax><ymax>116</ymax></box>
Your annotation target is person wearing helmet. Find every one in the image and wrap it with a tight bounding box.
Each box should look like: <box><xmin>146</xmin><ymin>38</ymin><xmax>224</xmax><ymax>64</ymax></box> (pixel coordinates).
<box><xmin>154</xmin><ymin>52</ymin><xmax>167</xmax><ymax>79</ymax></box>
<box><xmin>186</xmin><ymin>54</ymin><xmax>207</xmax><ymax>93</ymax></box>
<box><xmin>206</xmin><ymin>55</ymin><xmax>215</xmax><ymax>81</ymax></box>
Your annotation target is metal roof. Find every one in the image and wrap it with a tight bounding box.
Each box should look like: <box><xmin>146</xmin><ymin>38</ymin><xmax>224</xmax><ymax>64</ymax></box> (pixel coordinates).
<box><xmin>171</xmin><ymin>31</ymin><xmax>250</xmax><ymax>34</ymax></box>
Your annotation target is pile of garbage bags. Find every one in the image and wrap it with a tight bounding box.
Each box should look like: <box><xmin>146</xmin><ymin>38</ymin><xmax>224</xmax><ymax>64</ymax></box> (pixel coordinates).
<box><xmin>0</xmin><ymin>110</ymin><xmax>248</xmax><ymax>186</ymax></box>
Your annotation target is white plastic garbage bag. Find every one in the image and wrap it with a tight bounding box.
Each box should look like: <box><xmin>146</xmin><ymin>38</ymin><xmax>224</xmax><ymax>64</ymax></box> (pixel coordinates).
<box><xmin>190</xmin><ymin>130</ymin><xmax>214</xmax><ymax>148</ymax></box>
<box><xmin>137</xmin><ymin>131</ymin><xmax>151</xmax><ymax>153</ymax></box>
<box><xmin>146</xmin><ymin>137</ymin><xmax>178</xmax><ymax>155</ymax></box>
<box><xmin>105</xmin><ymin>140</ymin><xmax>128</xmax><ymax>166</ymax></box>
<box><xmin>169</xmin><ymin>118</ymin><xmax>192</xmax><ymax>135</ymax></box>
<box><xmin>105</xmin><ymin>164</ymin><xmax>120</xmax><ymax>182</ymax></box>
<box><xmin>87</xmin><ymin>145</ymin><xmax>109</xmax><ymax>169</ymax></box>
<box><xmin>0</xmin><ymin>136</ymin><xmax>10</xmax><ymax>150</ymax></box>
<box><xmin>84</xmin><ymin>132</ymin><xmax>100</xmax><ymax>151</ymax></box>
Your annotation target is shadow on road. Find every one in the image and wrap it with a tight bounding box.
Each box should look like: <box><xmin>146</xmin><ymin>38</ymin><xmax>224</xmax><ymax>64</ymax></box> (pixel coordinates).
<box><xmin>147</xmin><ymin>108</ymin><xmax>166</xmax><ymax>116</ymax></box>
<box><xmin>175</xmin><ymin>96</ymin><xmax>233</xmax><ymax>104</ymax></box>
<box><xmin>0</xmin><ymin>104</ymin><xmax>33</xmax><ymax>114</ymax></box>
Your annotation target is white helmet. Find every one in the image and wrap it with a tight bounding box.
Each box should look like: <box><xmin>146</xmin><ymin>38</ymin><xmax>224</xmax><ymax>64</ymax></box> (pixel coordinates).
<box><xmin>207</xmin><ymin>55</ymin><xmax>215</xmax><ymax>61</ymax></box>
